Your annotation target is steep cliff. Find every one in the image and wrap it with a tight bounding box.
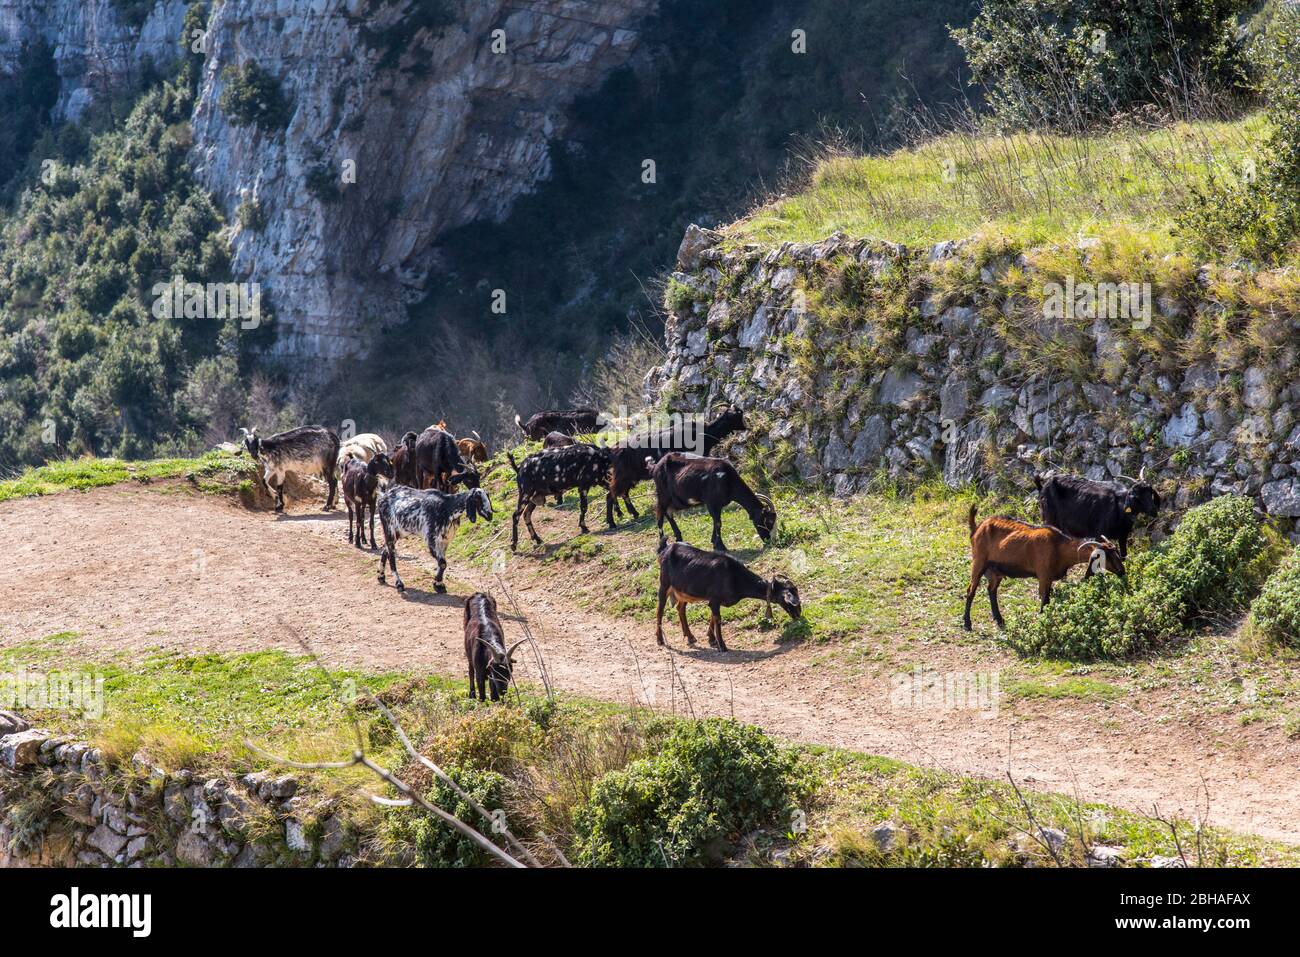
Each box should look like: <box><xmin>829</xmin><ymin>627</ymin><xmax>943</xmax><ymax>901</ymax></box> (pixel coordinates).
<box><xmin>188</xmin><ymin>0</ymin><xmax>658</xmax><ymax>361</ymax></box>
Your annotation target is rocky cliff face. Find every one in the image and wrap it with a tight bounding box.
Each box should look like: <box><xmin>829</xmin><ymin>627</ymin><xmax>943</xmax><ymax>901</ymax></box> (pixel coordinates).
<box><xmin>189</xmin><ymin>0</ymin><xmax>656</xmax><ymax>361</ymax></box>
<box><xmin>0</xmin><ymin>0</ymin><xmax>188</xmax><ymax>119</ymax></box>
<box><xmin>650</xmin><ymin>226</ymin><xmax>1300</xmax><ymax>533</ymax></box>
<box><xmin>1</xmin><ymin>0</ymin><xmax>657</xmax><ymax>362</ymax></box>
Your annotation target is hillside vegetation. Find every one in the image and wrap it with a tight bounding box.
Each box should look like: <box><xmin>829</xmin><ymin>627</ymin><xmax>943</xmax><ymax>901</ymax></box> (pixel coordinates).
<box><xmin>732</xmin><ymin>116</ymin><xmax>1264</xmax><ymax>253</ymax></box>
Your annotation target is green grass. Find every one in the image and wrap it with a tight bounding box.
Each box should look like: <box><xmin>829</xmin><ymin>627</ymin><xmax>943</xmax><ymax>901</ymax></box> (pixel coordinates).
<box><xmin>0</xmin><ymin>450</ymin><xmax>255</xmax><ymax>503</ymax></box>
<box><xmin>732</xmin><ymin>116</ymin><xmax>1266</xmax><ymax>255</ymax></box>
<box><xmin>1004</xmin><ymin>676</ymin><xmax>1125</xmax><ymax>702</ymax></box>
<box><xmin>3</xmin><ymin>640</ymin><xmax>1293</xmax><ymax>866</ymax></box>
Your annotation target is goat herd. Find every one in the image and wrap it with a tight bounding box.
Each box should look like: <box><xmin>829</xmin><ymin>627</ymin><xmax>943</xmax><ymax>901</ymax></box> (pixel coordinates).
<box><xmin>236</xmin><ymin>411</ymin><xmax>1163</xmax><ymax>699</ymax></box>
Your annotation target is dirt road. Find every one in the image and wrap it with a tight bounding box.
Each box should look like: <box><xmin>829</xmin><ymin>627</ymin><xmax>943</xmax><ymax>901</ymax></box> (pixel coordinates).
<box><xmin>3</xmin><ymin>483</ymin><xmax>1298</xmax><ymax>842</ymax></box>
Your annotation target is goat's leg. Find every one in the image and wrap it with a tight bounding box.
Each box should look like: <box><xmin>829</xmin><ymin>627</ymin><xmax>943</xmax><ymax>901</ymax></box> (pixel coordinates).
<box><xmin>367</xmin><ymin>500</ymin><xmax>377</xmax><ymax>549</ymax></box>
<box><xmin>665</xmin><ymin>511</ymin><xmax>684</xmax><ymax>543</ymax></box>
<box><xmin>677</xmin><ymin>600</ymin><xmax>697</xmax><ymax>647</ymax></box>
<box><xmin>524</xmin><ymin>501</ymin><xmax>543</xmax><ymax>545</ymax></box>
<box><xmin>324</xmin><ymin>468</ymin><xmax>337</xmax><ymax>511</ymax></box>
<box><xmin>346</xmin><ymin>501</ymin><xmax>354</xmax><ymax>544</ymax></box>
<box><xmin>709</xmin><ymin>602</ymin><xmax>727</xmax><ymax>652</ymax></box>
<box><xmin>987</xmin><ymin>573</ymin><xmax>1005</xmax><ymax>629</ymax></box>
<box><xmin>708</xmin><ymin>505</ymin><xmax>726</xmax><ymax>552</ymax></box>
<box><xmin>963</xmin><ymin>560</ymin><xmax>985</xmax><ymax>630</ymax></box>
<box><xmin>577</xmin><ymin>487</ymin><xmax>589</xmax><ymax>534</ymax></box>
<box><xmin>655</xmin><ymin>578</ymin><xmax>669</xmax><ymax>646</ymax></box>
<box><xmin>605</xmin><ymin>491</ymin><xmax>619</xmax><ymax>529</ymax></box>
<box><xmin>468</xmin><ymin>661</ymin><xmax>476</xmax><ymax>699</ymax></box>
<box><xmin>623</xmin><ymin>493</ymin><xmax>639</xmax><ymax>520</ymax></box>
<box><xmin>1038</xmin><ymin>577</ymin><xmax>1053</xmax><ymax>608</ymax></box>
<box><xmin>476</xmin><ymin>668</ymin><xmax>487</xmax><ymax>702</ymax></box>
<box><xmin>430</xmin><ymin>540</ymin><xmax>448</xmax><ymax>593</ymax></box>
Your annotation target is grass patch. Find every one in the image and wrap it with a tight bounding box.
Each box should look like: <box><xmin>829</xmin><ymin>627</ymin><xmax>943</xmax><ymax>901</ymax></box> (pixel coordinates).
<box><xmin>732</xmin><ymin>116</ymin><xmax>1268</xmax><ymax>256</ymax></box>
<box><xmin>0</xmin><ymin>451</ymin><xmax>255</xmax><ymax>504</ymax></box>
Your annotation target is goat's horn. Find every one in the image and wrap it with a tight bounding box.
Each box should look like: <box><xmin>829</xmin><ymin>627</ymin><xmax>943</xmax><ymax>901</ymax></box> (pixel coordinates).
<box><xmin>756</xmin><ymin>493</ymin><xmax>774</xmax><ymax>508</ymax></box>
<box><xmin>1138</xmin><ymin>466</ymin><xmax>1147</xmax><ymax>482</ymax></box>
<box><xmin>472</xmin><ymin>430</ymin><xmax>482</xmax><ymax>443</ymax></box>
<box><xmin>505</xmin><ymin>637</ymin><xmax>530</xmax><ymax>657</ymax></box>
<box><xmin>1077</xmin><ymin>540</ymin><xmax>1102</xmax><ymax>552</ymax></box>
<box><xmin>1115</xmin><ymin>474</ymin><xmax>1137</xmax><ymax>486</ymax></box>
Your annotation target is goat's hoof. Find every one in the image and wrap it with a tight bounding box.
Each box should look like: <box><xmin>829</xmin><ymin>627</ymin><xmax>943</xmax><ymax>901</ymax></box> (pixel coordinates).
<box><xmin>434</xmin><ymin>583</ymin><xmax>447</xmax><ymax>594</ymax></box>
<box><xmin>395</xmin><ymin>582</ymin><xmax>405</xmax><ymax>593</ymax></box>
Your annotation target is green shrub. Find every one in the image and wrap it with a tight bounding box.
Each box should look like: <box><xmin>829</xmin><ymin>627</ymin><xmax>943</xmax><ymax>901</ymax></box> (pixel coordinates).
<box><xmin>389</xmin><ymin>765</ymin><xmax>511</xmax><ymax>868</ymax></box>
<box><xmin>1007</xmin><ymin>496</ymin><xmax>1275</xmax><ymax>659</ymax></box>
<box><xmin>572</xmin><ymin>718</ymin><xmax>803</xmax><ymax>867</ymax></box>
<box><xmin>1249</xmin><ymin>546</ymin><xmax>1300</xmax><ymax>647</ymax></box>
<box><xmin>305</xmin><ymin>164</ymin><xmax>341</xmax><ymax>203</ymax></box>
<box><xmin>1178</xmin><ymin>5</ymin><xmax>1300</xmax><ymax>261</ymax></box>
<box><xmin>236</xmin><ymin>198</ymin><xmax>266</xmax><ymax>231</ymax></box>
<box><xmin>662</xmin><ymin>277</ymin><xmax>694</xmax><ymax>313</ymax></box>
<box><xmin>952</xmin><ymin>0</ymin><xmax>1252</xmax><ymax>132</ymax></box>
<box><xmin>218</xmin><ymin>63</ymin><xmax>292</xmax><ymax>131</ymax></box>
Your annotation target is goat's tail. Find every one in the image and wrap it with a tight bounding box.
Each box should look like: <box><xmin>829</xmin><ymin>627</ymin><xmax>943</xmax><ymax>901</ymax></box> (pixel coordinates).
<box><xmin>506</xmin><ymin>452</ymin><xmax>519</xmax><ymax>475</ymax></box>
<box><xmin>968</xmin><ymin>505</ymin><xmax>978</xmax><ymax>539</ymax></box>
<box><xmin>1033</xmin><ymin>472</ymin><xmax>1044</xmax><ymax>492</ymax></box>
<box><xmin>514</xmin><ymin>414</ymin><xmax>524</xmax><ymax>433</ymax></box>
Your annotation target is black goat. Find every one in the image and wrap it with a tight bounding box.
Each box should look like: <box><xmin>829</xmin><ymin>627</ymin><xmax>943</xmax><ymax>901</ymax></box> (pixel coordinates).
<box><xmin>507</xmin><ymin>443</ymin><xmax>613</xmax><ymax>550</ymax></box>
<box><xmin>648</xmin><ymin>453</ymin><xmax>776</xmax><ymax>552</ymax></box>
<box><xmin>463</xmin><ymin>592</ymin><xmax>526</xmax><ymax>702</ymax></box>
<box><xmin>241</xmin><ymin>425</ymin><xmax>340</xmax><ymax>512</ymax></box>
<box><xmin>414</xmin><ymin>426</ymin><xmax>479</xmax><ymax>492</ymax></box>
<box><xmin>515</xmin><ymin>408</ymin><xmax>602</xmax><ymax>441</ymax></box>
<box><xmin>654</xmin><ymin>539</ymin><xmax>801</xmax><ymax>651</ymax></box>
<box><xmin>1035</xmin><ymin>469</ymin><xmax>1160</xmax><ymax>557</ymax></box>
<box><xmin>389</xmin><ymin>431</ymin><xmax>420</xmax><ymax>488</ymax></box>
<box><xmin>605</xmin><ymin>406</ymin><xmax>747</xmax><ymax>526</ymax></box>
<box><xmin>542</xmin><ymin>431</ymin><xmax>577</xmax><ymax>450</ymax></box>
<box><xmin>376</xmin><ymin>485</ymin><xmax>493</xmax><ymax>593</ymax></box>
<box><xmin>341</xmin><ymin>452</ymin><xmax>395</xmax><ymax>548</ymax></box>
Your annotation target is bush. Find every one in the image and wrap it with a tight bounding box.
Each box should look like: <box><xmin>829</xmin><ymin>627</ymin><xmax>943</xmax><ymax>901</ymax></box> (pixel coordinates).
<box><xmin>218</xmin><ymin>63</ymin><xmax>292</xmax><ymax>131</ymax></box>
<box><xmin>1007</xmin><ymin>496</ymin><xmax>1276</xmax><ymax>659</ymax></box>
<box><xmin>572</xmin><ymin>718</ymin><xmax>803</xmax><ymax>867</ymax></box>
<box><xmin>952</xmin><ymin>0</ymin><xmax>1252</xmax><ymax>132</ymax></box>
<box><xmin>305</xmin><ymin>164</ymin><xmax>341</xmax><ymax>203</ymax></box>
<box><xmin>1249</xmin><ymin>546</ymin><xmax>1300</xmax><ymax>647</ymax></box>
<box><xmin>1178</xmin><ymin>5</ymin><xmax>1300</xmax><ymax>262</ymax></box>
<box><xmin>391</xmin><ymin>765</ymin><xmax>511</xmax><ymax>868</ymax></box>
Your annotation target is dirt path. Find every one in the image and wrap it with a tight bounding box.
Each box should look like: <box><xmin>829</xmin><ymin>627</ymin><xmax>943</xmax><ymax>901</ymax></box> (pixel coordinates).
<box><xmin>3</xmin><ymin>483</ymin><xmax>1298</xmax><ymax>843</ymax></box>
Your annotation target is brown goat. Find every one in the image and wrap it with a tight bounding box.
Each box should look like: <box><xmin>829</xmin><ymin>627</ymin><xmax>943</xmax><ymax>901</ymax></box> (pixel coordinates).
<box><xmin>964</xmin><ymin>506</ymin><xmax>1125</xmax><ymax>630</ymax></box>
<box><xmin>457</xmin><ymin>431</ymin><xmax>489</xmax><ymax>464</ymax></box>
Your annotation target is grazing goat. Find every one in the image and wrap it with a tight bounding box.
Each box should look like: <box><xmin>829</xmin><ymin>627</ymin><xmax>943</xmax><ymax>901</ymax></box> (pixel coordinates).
<box><xmin>376</xmin><ymin>485</ymin><xmax>493</xmax><ymax>593</ymax></box>
<box><xmin>1035</xmin><ymin>469</ymin><xmax>1160</xmax><ymax>558</ymax></box>
<box><xmin>542</xmin><ymin>431</ymin><xmax>577</xmax><ymax>450</ymax></box>
<box><xmin>389</xmin><ymin>431</ymin><xmax>420</xmax><ymax>487</ymax></box>
<box><xmin>457</xmin><ymin>430</ymin><xmax>489</xmax><ymax>464</ymax></box>
<box><xmin>414</xmin><ymin>426</ymin><xmax>479</xmax><ymax>492</ymax></box>
<box><xmin>605</xmin><ymin>406</ymin><xmax>748</xmax><ymax>526</ymax></box>
<box><xmin>648</xmin><ymin>453</ymin><xmax>776</xmax><ymax>552</ymax></box>
<box><xmin>964</xmin><ymin>506</ymin><xmax>1126</xmax><ymax>631</ymax></box>
<box><xmin>341</xmin><ymin>452</ymin><xmax>395</xmax><ymax>548</ymax></box>
<box><xmin>515</xmin><ymin>408</ymin><xmax>602</xmax><ymax>441</ymax></box>
<box><xmin>336</xmin><ymin>433</ymin><xmax>387</xmax><ymax>472</ymax></box>
<box><xmin>507</xmin><ymin>444</ymin><xmax>613</xmax><ymax>550</ymax></box>
<box><xmin>463</xmin><ymin>593</ymin><xmax>526</xmax><ymax>702</ymax></box>
<box><xmin>654</xmin><ymin>539</ymin><xmax>801</xmax><ymax>652</ymax></box>
<box><xmin>241</xmin><ymin>425</ymin><xmax>340</xmax><ymax>512</ymax></box>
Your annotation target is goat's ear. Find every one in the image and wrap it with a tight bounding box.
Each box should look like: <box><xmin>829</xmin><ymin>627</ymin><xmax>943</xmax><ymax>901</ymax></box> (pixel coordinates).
<box><xmin>464</xmin><ymin>599</ymin><xmax>472</xmax><ymax>626</ymax></box>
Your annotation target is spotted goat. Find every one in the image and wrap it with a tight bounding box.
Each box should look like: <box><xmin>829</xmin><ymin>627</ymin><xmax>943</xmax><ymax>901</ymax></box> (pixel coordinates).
<box><xmin>241</xmin><ymin>425</ymin><xmax>340</xmax><ymax>512</ymax></box>
<box><xmin>507</xmin><ymin>443</ymin><xmax>613</xmax><ymax>550</ymax></box>
<box><xmin>376</xmin><ymin>485</ymin><xmax>493</xmax><ymax>593</ymax></box>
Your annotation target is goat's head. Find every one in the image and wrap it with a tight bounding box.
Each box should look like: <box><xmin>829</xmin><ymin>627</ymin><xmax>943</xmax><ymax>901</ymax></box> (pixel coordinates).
<box><xmin>1118</xmin><ymin>466</ymin><xmax>1161</xmax><ymax>518</ymax></box>
<box><xmin>452</xmin><ymin>464</ymin><xmax>481</xmax><ymax>490</ymax></box>
<box><xmin>1080</xmin><ymin>536</ymin><xmax>1126</xmax><ymax>580</ymax></box>
<box><xmin>709</xmin><ymin>405</ymin><xmax>747</xmax><ymax>436</ymax></box>
<box><xmin>767</xmin><ymin>573</ymin><xmax>802</xmax><ymax>620</ymax></box>
<box><xmin>400</xmin><ymin>431</ymin><xmax>418</xmax><ymax>453</ymax></box>
<box><xmin>754</xmin><ymin>493</ymin><xmax>778</xmax><ymax>543</ymax></box>
<box><xmin>369</xmin><ymin>452</ymin><xmax>395</xmax><ymax>480</ymax></box>
<box><xmin>465</xmin><ymin>488</ymin><xmax>493</xmax><ymax>523</ymax></box>
<box><xmin>240</xmin><ymin>427</ymin><xmax>261</xmax><ymax>459</ymax></box>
